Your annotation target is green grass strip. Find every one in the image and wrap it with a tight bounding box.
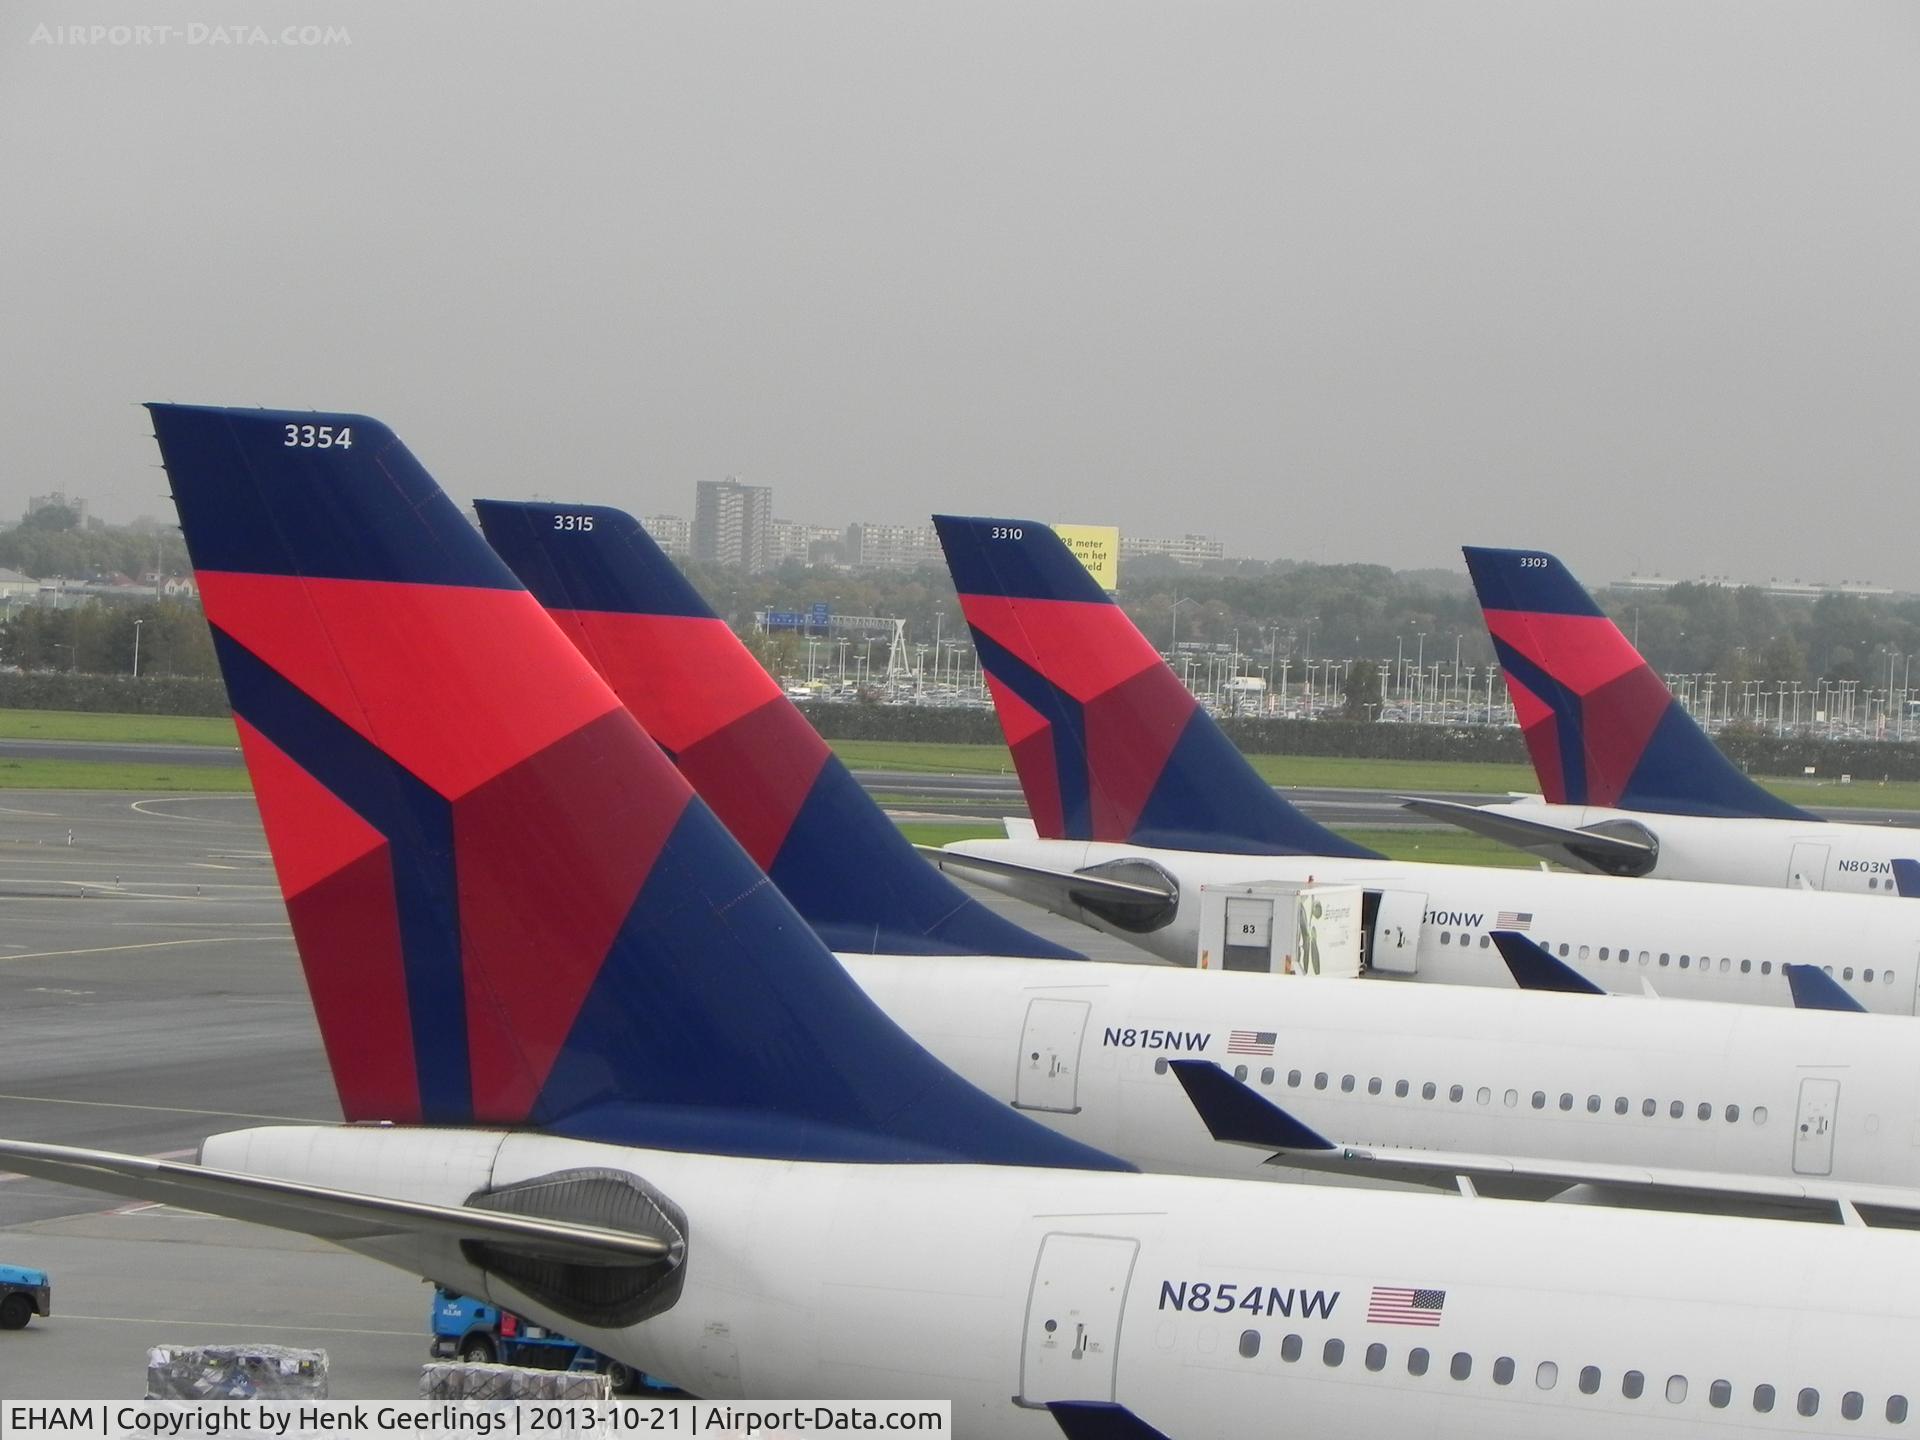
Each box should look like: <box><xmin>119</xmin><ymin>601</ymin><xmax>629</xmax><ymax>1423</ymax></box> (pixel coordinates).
<box><xmin>0</xmin><ymin>707</ymin><xmax>239</xmax><ymax>746</ymax></box>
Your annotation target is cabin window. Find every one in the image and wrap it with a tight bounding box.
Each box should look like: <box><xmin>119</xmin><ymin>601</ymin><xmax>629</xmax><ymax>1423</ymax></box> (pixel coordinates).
<box><xmin>1422</xmin><ymin>1082</ymin><xmax>1437</xmax><ymax>1100</ymax></box>
<box><xmin>1662</xmin><ymin>954</ymin><xmax>1674</xmax><ymax>967</ymax></box>
<box><xmin>1323</xmin><ymin>1339</ymin><xmax>1344</xmax><ymax>1368</ymax></box>
<box><xmin>1740</xmin><ymin>959</ymin><xmax>1751</xmax><ymax>973</ymax></box>
<box><xmin>1450</xmin><ymin>1352</ymin><xmax>1472</xmax><ymax>1381</ymax></box>
<box><xmin>1476</xmin><ymin>1087</ymin><xmax>1491</xmax><ymax>1105</ymax></box>
<box><xmin>1678</xmin><ymin>955</ymin><xmax>1691</xmax><ymax>970</ymax></box>
<box><xmin>1754</xmin><ymin>1106</ymin><xmax>1769</xmax><ymax>1125</ymax></box>
<box><xmin>1719</xmin><ymin>957</ymin><xmax>1730</xmax><ymax>972</ymax></box>
<box><xmin>1586</xmin><ymin>1095</ymin><xmax>1601</xmax><ymax>1113</ymax></box>
<box><xmin>1238</xmin><ymin>1330</ymin><xmax>1260</xmax><ymax>1359</ymax></box>
<box><xmin>1559</xmin><ymin>1093</ymin><xmax>1574</xmax><ymax>1111</ymax></box>
<box><xmin>1824</xmin><ymin>965</ymin><xmax>1835</xmax><ymax>977</ymax></box>
<box><xmin>1578</xmin><ymin>946</ymin><xmax>1590</xmax><ymax>960</ymax></box>
<box><xmin>1407</xmin><ymin>1348</ymin><xmax>1429</xmax><ymax>1376</ymax></box>
<box><xmin>1753</xmin><ymin>1384</ymin><xmax>1776</xmax><ymax>1413</ymax></box>
<box><xmin>1368</xmin><ymin>1077</ymin><xmax>1382</xmax><ymax>1095</ymax></box>
<box><xmin>1557</xmin><ymin>943</ymin><xmax>1570</xmax><ymax>957</ymax></box>
<box><xmin>1395</xmin><ymin>1080</ymin><xmax>1410</xmax><ymax>1098</ymax></box>
<box><xmin>1288</xmin><ymin>1070</ymin><xmax>1302</xmax><ymax>1088</ymax></box>
<box><xmin>1153</xmin><ymin>1058</ymin><xmax>1168</xmax><ymax>1075</ymax></box>
<box><xmin>1639</xmin><ymin>950</ymin><xmax>1650</xmax><ymax>964</ymax></box>
<box><xmin>1699</xmin><ymin>1379</ymin><xmax>1728</xmax><ymax>1408</ymax></box>
<box><xmin>1234</xmin><ymin>1065</ymin><xmax>1248</xmax><ymax>1081</ymax></box>
<box><xmin>1341</xmin><ymin>1075</ymin><xmax>1356</xmax><ymax>1093</ymax></box>
<box><xmin>1670</xmin><ymin>1100</ymin><xmax>1684</xmax><ymax>1119</ymax></box>
<box><xmin>1504</xmin><ymin>1089</ymin><xmax>1519</xmax><ymax>1108</ymax></box>
<box><xmin>1314</xmin><ymin>1072</ymin><xmax>1328</xmax><ymax>1090</ymax></box>
<box><xmin>1622</xmin><ymin>1371</ymin><xmax>1645</xmax><ymax>1399</ymax></box>
<box><xmin>1726</xmin><ymin>1104</ymin><xmax>1740</xmax><ymax>1122</ymax></box>
<box><xmin>1887</xmin><ymin>970</ymin><xmax>1898</xmax><ymax>986</ymax></box>
<box><xmin>1536</xmin><ymin>1361</ymin><xmax>1559</xmax><ymax>1390</ymax></box>
<box><xmin>1615</xmin><ymin>1097</ymin><xmax>1629</xmax><ymax>1115</ymax></box>
<box><xmin>1667</xmin><ymin>1376</ymin><xmax>1689</xmax><ymax>1404</ymax></box>
<box><xmin>1659</xmin><ymin>953</ymin><xmax>1670</xmax><ymax>966</ymax></box>
<box><xmin>1761</xmin><ymin>961</ymin><xmax>1773</xmax><ymax>975</ymax></box>
<box><xmin>1599</xmin><ymin>947</ymin><xmax>1610</xmax><ymax>961</ymax></box>
<box><xmin>1440</xmin><ymin>931</ymin><xmax>1451</xmax><ymax>946</ymax></box>
<box><xmin>1643</xmin><ymin>1099</ymin><xmax>1657</xmax><ymax>1117</ymax></box>
<box><xmin>1479</xmin><ymin>935</ymin><xmax>1491</xmax><ymax>949</ymax></box>
<box><xmin>1844</xmin><ymin>967</ymin><xmax>1856</xmax><ymax>982</ymax></box>
<box><xmin>1888</xmin><ymin>1396</ymin><xmax>1909</xmax><ymax>1422</ymax></box>
<box><xmin>1531</xmin><ymin>1091</ymin><xmax>1546</xmax><ymax>1110</ymax></box>
<box><xmin>1697</xmin><ymin>1102</ymin><xmax>1712</xmax><ymax>1121</ymax></box>
<box><xmin>1449</xmin><ymin>1084</ymin><xmax>1464</xmax><ymax>1103</ymax></box>
<box><xmin>1798</xmin><ymin>1388</ymin><xmax>1820</xmax><ymax>1418</ymax></box>
<box><xmin>1579</xmin><ymin>1366</ymin><xmax>1600</xmax><ymax>1395</ymax></box>
<box><xmin>1280</xmin><ymin>1334</ymin><xmax>1303</xmax><ymax>1363</ymax></box>
<box><xmin>1843</xmin><ymin>1392</ymin><xmax>1864</xmax><ymax>1421</ymax></box>
<box><xmin>1865</xmin><ymin>969</ymin><xmax>1876</xmax><ymax>983</ymax></box>
<box><xmin>1260</xmin><ymin>1067</ymin><xmax>1274</xmax><ymax>1086</ymax></box>
<box><xmin>1493</xmin><ymin>1357</ymin><xmax>1515</xmax><ymax>1386</ymax></box>
<box><xmin>1364</xmin><ymin>1343</ymin><xmax>1386</xmax><ymax>1372</ymax></box>
<box><xmin>1871</xmin><ymin>877</ymin><xmax>1881</xmax><ymax>889</ymax></box>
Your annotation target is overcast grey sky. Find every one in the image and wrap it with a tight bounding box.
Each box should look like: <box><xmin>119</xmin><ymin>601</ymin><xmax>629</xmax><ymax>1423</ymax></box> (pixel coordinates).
<box><xmin>4</xmin><ymin>2</ymin><xmax>1916</xmax><ymax>586</ymax></box>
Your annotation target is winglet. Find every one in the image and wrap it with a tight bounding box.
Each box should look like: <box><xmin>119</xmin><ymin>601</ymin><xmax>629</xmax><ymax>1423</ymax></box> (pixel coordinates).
<box><xmin>1892</xmin><ymin>858</ymin><xmax>1920</xmax><ymax>899</ymax></box>
<box><xmin>1167</xmin><ymin>1059</ymin><xmax>1335</xmax><ymax>1151</ymax></box>
<box><xmin>1490</xmin><ymin>929</ymin><xmax>1605</xmax><ymax>995</ymax></box>
<box><xmin>1783</xmin><ymin>963</ymin><xmax>1868</xmax><ymax>1013</ymax></box>
<box><xmin>1463</xmin><ymin>546</ymin><xmax>1812</xmax><ymax>821</ymax></box>
<box><xmin>935</xmin><ymin>515</ymin><xmax>1380</xmax><ymax>858</ymax></box>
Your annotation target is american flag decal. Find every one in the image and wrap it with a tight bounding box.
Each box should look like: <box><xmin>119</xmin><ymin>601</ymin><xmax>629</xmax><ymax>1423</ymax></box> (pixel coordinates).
<box><xmin>1495</xmin><ymin>911</ymin><xmax>1533</xmax><ymax>931</ymax></box>
<box><xmin>1367</xmin><ymin>1286</ymin><xmax>1446</xmax><ymax>1326</ymax></box>
<box><xmin>1227</xmin><ymin>1030</ymin><xmax>1276</xmax><ymax>1056</ymax></box>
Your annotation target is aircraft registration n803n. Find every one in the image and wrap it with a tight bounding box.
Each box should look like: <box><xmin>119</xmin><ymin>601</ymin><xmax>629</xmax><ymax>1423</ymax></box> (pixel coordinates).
<box><xmin>478</xmin><ymin>497</ymin><xmax>1920</xmax><ymax>1224</ymax></box>
<box><xmin>6</xmin><ymin>408</ymin><xmax>1920</xmax><ymax>1439</ymax></box>
<box><xmin>1391</xmin><ymin>544</ymin><xmax>1920</xmax><ymax>895</ymax></box>
<box><xmin>930</xmin><ymin>515</ymin><xmax>1920</xmax><ymax>1013</ymax></box>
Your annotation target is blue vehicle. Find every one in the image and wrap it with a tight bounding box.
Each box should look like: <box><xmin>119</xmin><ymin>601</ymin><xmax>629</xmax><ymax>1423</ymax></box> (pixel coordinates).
<box><xmin>0</xmin><ymin>1265</ymin><xmax>50</xmax><ymax>1330</ymax></box>
<box><xmin>429</xmin><ymin>1288</ymin><xmax>655</xmax><ymax>1393</ymax></box>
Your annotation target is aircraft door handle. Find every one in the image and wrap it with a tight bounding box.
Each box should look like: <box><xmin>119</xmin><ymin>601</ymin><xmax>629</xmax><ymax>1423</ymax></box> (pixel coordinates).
<box><xmin>1073</xmin><ymin>1323</ymin><xmax>1086</xmax><ymax>1359</ymax></box>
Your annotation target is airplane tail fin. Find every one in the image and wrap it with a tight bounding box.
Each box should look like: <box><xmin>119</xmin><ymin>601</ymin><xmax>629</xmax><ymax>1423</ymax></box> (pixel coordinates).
<box><xmin>471</xmin><ymin>500</ymin><xmax>1081</xmax><ymax>959</ymax></box>
<box><xmin>933</xmin><ymin>516</ymin><xmax>1378</xmax><ymax>857</ymax></box>
<box><xmin>1463</xmin><ymin>547</ymin><xmax>1810</xmax><ymax>820</ymax></box>
<box><xmin>149</xmin><ymin>404</ymin><xmax>1121</xmax><ymax>1171</ymax></box>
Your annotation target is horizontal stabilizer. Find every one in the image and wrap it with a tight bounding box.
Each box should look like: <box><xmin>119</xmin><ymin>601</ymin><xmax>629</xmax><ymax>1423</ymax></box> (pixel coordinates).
<box><xmin>1167</xmin><ymin>1060</ymin><xmax>1335</xmax><ymax>1152</ymax></box>
<box><xmin>0</xmin><ymin>1138</ymin><xmax>670</xmax><ymax>1265</ymax></box>
<box><xmin>1895</xmin><ymin>858</ymin><xmax>1920</xmax><ymax>899</ymax></box>
<box><xmin>1784</xmin><ymin>963</ymin><xmax>1868</xmax><ymax>1014</ymax></box>
<box><xmin>1491</xmin><ymin>930</ymin><xmax>1605</xmax><ymax>995</ymax></box>
<box><xmin>918</xmin><ymin>846</ymin><xmax>1175</xmax><ymax>908</ymax></box>
<box><xmin>1399</xmin><ymin>797</ymin><xmax>1655</xmax><ymax>877</ymax></box>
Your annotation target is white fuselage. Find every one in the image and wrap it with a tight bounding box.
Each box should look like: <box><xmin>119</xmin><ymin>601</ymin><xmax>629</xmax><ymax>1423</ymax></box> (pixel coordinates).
<box><xmin>204</xmin><ymin>1124</ymin><xmax>1920</xmax><ymax>1438</ymax></box>
<box><xmin>842</xmin><ymin>954</ymin><xmax>1920</xmax><ymax>1199</ymax></box>
<box><xmin>1480</xmin><ymin>797</ymin><xmax>1920</xmax><ymax>893</ymax></box>
<box><xmin>946</xmin><ymin>837</ymin><xmax>1920</xmax><ymax>1013</ymax></box>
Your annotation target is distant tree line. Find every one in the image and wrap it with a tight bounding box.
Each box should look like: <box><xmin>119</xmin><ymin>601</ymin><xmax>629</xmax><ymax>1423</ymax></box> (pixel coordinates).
<box><xmin>0</xmin><ymin>600</ymin><xmax>217</xmax><ymax>678</ymax></box>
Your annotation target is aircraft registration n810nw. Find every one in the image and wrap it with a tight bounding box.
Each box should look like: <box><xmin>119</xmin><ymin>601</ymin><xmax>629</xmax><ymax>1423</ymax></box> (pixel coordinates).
<box><xmin>4</xmin><ymin>408</ymin><xmax>1920</xmax><ymax>1437</ymax></box>
<box><xmin>929</xmin><ymin>516</ymin><xmax>1920</xmax><ymax>1014</ymax></box>
<box><xmin>474</xmin><ymin>498</ymin><xmax>1920</xmax><ymax>1223</ymax></box>
<box><xmin>1393</xmin><ymin>544</ymin><xmax>1920</xmax><ymax>894</ymax></box>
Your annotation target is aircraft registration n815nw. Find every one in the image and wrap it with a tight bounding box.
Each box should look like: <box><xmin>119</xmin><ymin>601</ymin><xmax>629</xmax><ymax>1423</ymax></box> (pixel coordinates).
<box><xmin>929</xmin><ymin>516</ymin><xmax>1920</xmax><ymax>1014</ymax></box>
<box><xmin>475</xmin><ymin>498</ymin><xmax>1920</xmax><ymax>1223</ymax></box>
<box><xmin>5</xmin><ymin>408</ymin><xmax>1920</xmax><ymax>1438</ymax></box>
<box><xmin>1394</xmin><ymin>544</ymin><xmax>1920</xmax><ymax>894</ymax></box>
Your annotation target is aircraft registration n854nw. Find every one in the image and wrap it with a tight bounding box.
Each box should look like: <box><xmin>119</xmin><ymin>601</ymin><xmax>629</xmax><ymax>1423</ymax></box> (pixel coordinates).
<box><xmin>479</xmin><ymin>497</ymin><xmax>1920</xmax><ymax>1223</ymax></box>
<box><xmin>1393</xmin><ymin>544</ymin><xmax>1920</xmax><ymax>894</ymax></box>
<box><xmin>4</xmin><ymin>408</ymin><xmax>1920</xmax><ymax>1437</ymax></box>
<box><xmin>929</xmin><ymin>515</ymin><xmax>1920</xmax><ymax>1013</ymax></box>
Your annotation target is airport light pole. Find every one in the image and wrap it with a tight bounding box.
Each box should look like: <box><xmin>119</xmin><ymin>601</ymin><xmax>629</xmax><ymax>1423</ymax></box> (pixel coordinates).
<box><xmin>132</xmin><ymin>618</ymin><xmax>143</xmax><ymax>679</ymax></box>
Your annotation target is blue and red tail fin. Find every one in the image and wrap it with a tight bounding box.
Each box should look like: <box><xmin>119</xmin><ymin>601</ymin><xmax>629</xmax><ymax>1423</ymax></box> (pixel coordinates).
<box><xmin>150</xmin><ymin>404</ymin><xmax>1122</xmax><ymax>1171</ymax></box>
<box><xmin>1464</xmin><ymin>547</ymin><xmax>1811</xmax><ymax>820</ymax></box>
<box><xmin>472</xmin><ymin>499</ymin><xmax>1082</xmax><ymax>960</ymax></box>
<box><xmin>934</xmin><ymin>516</ymin><xmax>1378</xmax><ymax>858</ymax></box>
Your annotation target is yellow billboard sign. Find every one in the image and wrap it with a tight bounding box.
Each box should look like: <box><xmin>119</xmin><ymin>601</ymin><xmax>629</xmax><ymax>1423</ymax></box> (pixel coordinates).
<box><xmin>1052</xmin><ymin>524</ymin><xmax>1120</xmax><ymax>591</ymax></box>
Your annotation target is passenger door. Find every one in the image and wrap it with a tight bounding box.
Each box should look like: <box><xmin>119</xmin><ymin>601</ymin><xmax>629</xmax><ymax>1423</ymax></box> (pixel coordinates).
<box><xmin>1792</xmin><ymin>1076</ymin><xmax>1841</xmax><ymax>1176</ymax></box>
<box><xmin>1015</xmin><ymin>998</ymin><xmax>1091</xmax><ymax>1114</ymax></box>
<box><xmin>1367</xmin><ymin>889</ymin><xmax>1426</xmax><ymax>974</ymax></box>
<box><xmin>1017</xmin><ymin>1233</ymin><xmax>1138</xmax><ymax>1406</ymax></box>
<box><xmin>1788</xmin><ymin>842</ymin><xmax>1831</xmax><ymax>891</ymax></box>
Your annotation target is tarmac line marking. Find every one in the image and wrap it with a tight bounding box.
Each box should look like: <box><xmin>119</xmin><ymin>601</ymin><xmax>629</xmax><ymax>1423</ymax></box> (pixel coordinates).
<box><xmin>48</xmin><ymin>1315</ymin><xmax>420</xmax><ymax>1336</ymax></box>
<box><xmin>0</xmin><ymin>936</ymin><xmax>246</xmax><ymax>962</ymax></box>
<box><xmin>0</xmin><ymin>1092</ymin><xmax>321</xmax><ymax>1121</ymax></box>
<box><xmin>130</xmin><ymin>796</ymin><xmax>257</xmax><ymax>819</ymax></box>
